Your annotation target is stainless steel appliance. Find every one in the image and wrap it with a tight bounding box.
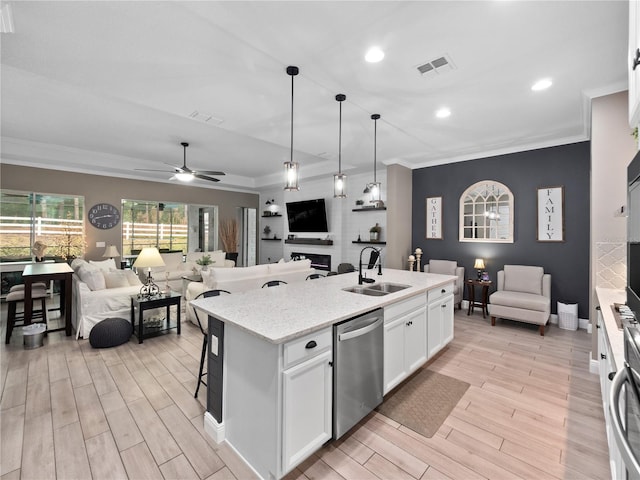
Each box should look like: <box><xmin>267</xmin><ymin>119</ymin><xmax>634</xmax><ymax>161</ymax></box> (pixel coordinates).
<box><xmin>333</xmin><ymin>308</ymin><xmax>384</xmax><ymax>439</ymax></box>
<box><xmin>610</xmin><ymin>323</ymin><xmax>640</xmax><ymax>479</ymax></box>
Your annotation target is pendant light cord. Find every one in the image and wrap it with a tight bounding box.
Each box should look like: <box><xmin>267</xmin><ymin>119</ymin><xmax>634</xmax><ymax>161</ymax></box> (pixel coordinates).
<box><xmin>373</xmin><ymin>117</ymin><xmax>377</xmax><ymax>183</ymax></box>
<box><xmin>338</xmin><ymin>100</ymin><xmax>342</xmax><ymax>174</ymax></box>
<box><xmin>290</xmin><ymin>72</ymin><xmax>294</xmax><ymax>164</ymax></box>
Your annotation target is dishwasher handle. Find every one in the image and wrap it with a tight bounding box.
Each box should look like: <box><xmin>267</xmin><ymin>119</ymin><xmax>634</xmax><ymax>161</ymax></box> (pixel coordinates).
<box><xmin>338</xmin><ymin>317</ymin><xmax>382</xmax><ymax>342</ymax></box>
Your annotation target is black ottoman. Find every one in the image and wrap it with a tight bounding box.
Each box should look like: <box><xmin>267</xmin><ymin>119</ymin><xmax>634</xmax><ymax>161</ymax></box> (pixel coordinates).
<box><xmin>89</xmin><ymin>318</ymin><xmax>132</xmax><ymax>348</ymax></box>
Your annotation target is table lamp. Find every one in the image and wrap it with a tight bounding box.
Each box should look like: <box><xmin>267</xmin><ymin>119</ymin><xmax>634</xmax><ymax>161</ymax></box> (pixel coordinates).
<box><xmin>133</xmin><ymin>247</ymin><xmax>165</xmax><ymax>297</ymax></box>
<box><xmin>474</xmin><ymin>258</ymin><xmax>485</xmax><ymax>280</ymax></box>
<box><xmin>102</xmin><ymin>245</ymin><xmax>120</xmax><ymax>260</ymax></box>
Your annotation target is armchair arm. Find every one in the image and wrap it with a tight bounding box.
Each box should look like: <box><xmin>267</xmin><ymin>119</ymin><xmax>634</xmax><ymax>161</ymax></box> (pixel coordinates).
<box><xmin>454</xmin><ymin>266</ymin><xmax>464</xmax><ymax>293</ymax></box>
<box><xmin>497</xmin><ymin>270</ymin><xmax>505</xmax><ymax>291</ymax></box>
<box><xmin>542</xmin><ymin>274</ymin><xmax>551</xmax><ymax>299</ymax></box>
<box><xmin>423</xmin><ymin>265</ymin><xmax>430</xmax><ymax>273</ymax></box>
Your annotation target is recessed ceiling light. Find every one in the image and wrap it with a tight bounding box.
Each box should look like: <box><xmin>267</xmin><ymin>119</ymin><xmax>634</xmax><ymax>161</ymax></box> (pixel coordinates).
<box><xmin>436</xmin><ymin>107</ymin><xmax>451</xmax><ymax>119</ymax></box>
<box><xmin>531</xmin><ymin>78</ymin><xmax>553</xmax><ymax>91</ymax></box>
<box><xmin>365</xmin><ymin>46</ymin><xmax>385</xmax><ymax>63</ymax></box>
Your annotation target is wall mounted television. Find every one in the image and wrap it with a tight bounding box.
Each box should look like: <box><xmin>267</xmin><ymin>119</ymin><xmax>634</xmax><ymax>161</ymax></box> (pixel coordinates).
<box><xmin>628</xmin><ymin>150</ymin><xmax>640</xmax><ymax>319</ymax></box>
<box><xmin>286</xmin><ymin>198</ymin><xmax>329</xmax><ymax>233</ymax></box>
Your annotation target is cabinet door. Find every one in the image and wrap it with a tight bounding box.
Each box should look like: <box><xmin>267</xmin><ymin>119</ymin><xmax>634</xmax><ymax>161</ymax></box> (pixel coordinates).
<box><xmin>282</xmin><ymin>350</ymin><xmax>332</xmax><ymax>473</ymax></box>
<box><xmin>405</xmin><ymin>306</ymin><xmax>427</xmax><ymax>373</ymax></box>
<box><xmin>441</xmin><ymin>295</ymin><xmax>454</xmax><ymax>346</ymax></box>
<box><xmin>384</xmin><ymin>316</ymin><xmax>407</xmax><ymax>394</ymax></box>
<box><xmin>427</xmin><ymin>300</ymin><xmax>443</xmax><ymax>358</ymax></box>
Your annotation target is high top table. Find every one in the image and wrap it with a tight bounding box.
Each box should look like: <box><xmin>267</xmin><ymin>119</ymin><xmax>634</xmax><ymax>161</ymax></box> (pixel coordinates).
<box><xmin>22</xmin><ymin>262</ymin><xmax>74</xmax><ymax>336</ymax></box>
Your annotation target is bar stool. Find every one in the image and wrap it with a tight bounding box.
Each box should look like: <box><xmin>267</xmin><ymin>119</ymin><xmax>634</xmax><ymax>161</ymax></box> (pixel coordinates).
<box><xmin>193</xmin><ymin>289</ymin><xmax>231</xmax><ymax>398</ymax></box>
<box><xmin>5</xmin><ymin>287</ymin><xmax>48</xmax><ymax>344</ymax></box>
<box><xmin>261</xmin><ymin>280</ymin><xmax>287</xmax><ymax>288</ymax></box>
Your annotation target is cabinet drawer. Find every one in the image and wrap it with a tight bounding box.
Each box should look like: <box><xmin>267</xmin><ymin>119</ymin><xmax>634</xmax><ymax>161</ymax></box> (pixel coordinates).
<box><xmin>283</xmin><ymin>327</ymin><xmax>332</xmax><ymax>369</ymax></box>
<box><xmin>385</xmin><ymin>294</ymin><xmax>425</xmax><ymax>323</ymax></box>
<box><xmin>427</xmin><ymin>282</ymin><xmax>454</xmax><ymax>303</ymax></box>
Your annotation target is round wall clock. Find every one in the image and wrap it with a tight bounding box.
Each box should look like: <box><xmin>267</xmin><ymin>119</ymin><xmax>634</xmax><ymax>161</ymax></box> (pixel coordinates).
<box><xmin>88</xmin><ymin>203</ymin><xmax>121</xmax><ymax>230</ymax></box>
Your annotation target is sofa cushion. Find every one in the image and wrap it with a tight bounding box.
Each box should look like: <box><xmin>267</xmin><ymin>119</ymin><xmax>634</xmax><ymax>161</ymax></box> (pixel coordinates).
<box><xmin>103</xmin><ymin>270</ymin><xmax>130</xmax><ymax>289</ymax></box>
<box><xmin>427</xmin><ymin>260</ymin><xmax>457</xmax><ymax>275</ymax></box>
<box><xmin>77</xmin><ymin>264</ymin><xmax>106</xmax><ymax>291</ymax></box>
<box><xmin>268</xmin><ymin>259</ymin><xmax>312</xmax><ymax>274</ymax></box>
<box><xmin>503</xmin><ymin>265</ymin><xmax>544</xmax><ymax>295</ymax></box>
<box><xmin>124</xmin><ymin>270</ymin><xmax>142</xmax><ymax>286</ymax></box>
<box><xmin>490</xmin><ymin>290</ymin><xmax>549</xmax><ymax>312</ymax></box>
<box><xmin>89</xmin><ymin>258</ymin><xmax>118</xmax><ymax>272</ymax></box>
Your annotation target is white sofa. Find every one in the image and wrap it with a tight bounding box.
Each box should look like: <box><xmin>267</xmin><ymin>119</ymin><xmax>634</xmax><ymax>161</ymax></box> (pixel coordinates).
<box><xmin>71</xmin><ymin>258</ymin><xmax>143</xmax><ymax>338</ymax></box>
<box><xmin>137</xmin><ymin>250</ymin><xmax>235</xmax><ymax>292</ymax></box>
<box><xmin>185</xmin><ymin>259</ymin><xmax>316</xmax><ymax>323</ymax></box>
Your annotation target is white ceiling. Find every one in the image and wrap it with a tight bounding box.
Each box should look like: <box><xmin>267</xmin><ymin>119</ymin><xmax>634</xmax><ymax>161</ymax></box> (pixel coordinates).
<box><xmin>0</xmin><ymin>1</ymin><xmax>629</xmax><ymax>191</ymax></box>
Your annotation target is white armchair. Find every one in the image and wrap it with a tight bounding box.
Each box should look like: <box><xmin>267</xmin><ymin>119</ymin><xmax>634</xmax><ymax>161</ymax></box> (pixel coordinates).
<box><xmin>488</xmin><ymin>265</ymin><xmax>551</xmax><ymax>336</ymax></box>
<box><xmin>424</xmin><ymin>260</ymin><xmax>464</xmax><ymax>309</ymax></box>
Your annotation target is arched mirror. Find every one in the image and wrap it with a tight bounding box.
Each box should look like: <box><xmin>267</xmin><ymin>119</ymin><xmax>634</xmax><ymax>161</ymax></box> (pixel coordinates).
<box><xmin>459</xmin><ymin>180</ymin><xmax>514</xmax><ymax>243</ymax></box>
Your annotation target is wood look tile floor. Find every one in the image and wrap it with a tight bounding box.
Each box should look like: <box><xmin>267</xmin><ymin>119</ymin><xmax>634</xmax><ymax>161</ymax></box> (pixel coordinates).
<box><xmin>1</xmin><ymin>301</ymin><xmax>608</xmax><ymax>479</ymax></box>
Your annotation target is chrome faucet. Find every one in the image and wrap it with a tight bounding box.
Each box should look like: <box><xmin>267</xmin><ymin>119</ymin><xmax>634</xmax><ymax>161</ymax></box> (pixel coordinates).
<box><xmin>358</xmin><ymin>246</ymin><xmax>382</xmax><ymax>285</ymax></box>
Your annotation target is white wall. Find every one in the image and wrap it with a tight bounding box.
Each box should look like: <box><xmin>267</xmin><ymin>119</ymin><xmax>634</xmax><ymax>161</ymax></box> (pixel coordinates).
<box><xmin>258</xmin><ymin>171</ymin><xmax>387</xmax><ymax>270</ymax></box>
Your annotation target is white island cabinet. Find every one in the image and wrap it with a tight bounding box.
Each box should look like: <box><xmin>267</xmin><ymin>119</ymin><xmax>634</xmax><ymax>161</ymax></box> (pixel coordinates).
<box><xmin>383</xmin><ymin>294</ymin><xmax>427</xmax><ymax>394</ymax></box>
<box><xmin>427</xmin><ymin>283</ymin><xmax>455</xmax><ymax>358</ymax></box>
<box><xmin>192</xmin><ymin>269</ymin><xmax>457</xmax><ymax>480</ymax></box>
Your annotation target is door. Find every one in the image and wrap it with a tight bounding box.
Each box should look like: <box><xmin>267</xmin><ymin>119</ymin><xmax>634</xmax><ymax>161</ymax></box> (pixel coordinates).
<box><xmin>383</xmin><ymin>316</ymin><xmax>406</xmax><ymax>394</ymax></box>
<box><xmin>404</xmin><ymin>306</ymin><xmax>427</xmax><ymax>373</ymax></box>
<box><xmin>282</xmin><ymin>350</ymin><xmax>332</xmax><ymax>473</ymax></box>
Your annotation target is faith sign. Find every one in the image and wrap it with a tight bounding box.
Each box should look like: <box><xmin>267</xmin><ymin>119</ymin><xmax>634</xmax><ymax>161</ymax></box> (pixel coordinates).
<box><xmin>426</xmin><ymin>196</ymin><xmax>442</xmax><ymax>239</ymax></box>
<box><xmin>537</xmin><ymin>186</ymin><xmax>564</xmax><ymax>242</ymax></box>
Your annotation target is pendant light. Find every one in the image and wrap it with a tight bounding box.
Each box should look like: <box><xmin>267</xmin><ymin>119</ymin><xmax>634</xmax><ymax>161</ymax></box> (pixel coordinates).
<box><xmin>364</xmin><ymin>113</ymin><xmax>382</xmax><ymax>203</ymax></box>
<box><xmin>284</xmin><ymin>66</ymin><xmax>300</xmax><ymax>191</ymax></box>
<box><xmin>333</xmin><ymin>93</ymin><xmax>347</xmax><ymax>198</ymax></box>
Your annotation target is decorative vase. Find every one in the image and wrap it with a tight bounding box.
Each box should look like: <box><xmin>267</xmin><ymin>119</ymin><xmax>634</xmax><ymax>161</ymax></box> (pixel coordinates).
<box><xmin>370</xmin><ymin>231</ymin><xmax>379</xmax><ymax>242</ymax></box>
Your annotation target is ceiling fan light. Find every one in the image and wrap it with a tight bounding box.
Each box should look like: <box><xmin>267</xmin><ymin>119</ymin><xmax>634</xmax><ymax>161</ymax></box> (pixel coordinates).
<box><xmin>284</xmin><ymin>161</ymin><xmax>299</xmax><ymax>191</ymax></box>
<box><xmin>175</xmin><ymin>172</ymin><xmax>194</xmax><ymax>182</ymax></box>
<box><xmin>334</xmin><ymin>173</ymin><xmax>347</xmax><ymax>198</ymax></box>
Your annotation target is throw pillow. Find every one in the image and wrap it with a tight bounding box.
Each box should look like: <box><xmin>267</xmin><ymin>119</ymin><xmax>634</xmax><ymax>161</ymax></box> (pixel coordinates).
<box><xmin>124</xmin><ymin>270</ymin><xmax>142</xmax><ymax>286</ymax></box>
<box><xmin>89</xmin><ymin>258</ymin><xmax>117</xmax><ymax>272</ymax></box>
<box><xmin>77</xmin><ymin>264</ymin><xmax>106</xmax><ymax>291</ymax></box>
<box><xmin>103</xmin><ymin>271</ymin><xmax>130</xmax><ymax>289</ymax></box>
<box><xmin>70</xmin><ymin>257</ymin><xmax>88</xmax><ymax>273</ymax></box>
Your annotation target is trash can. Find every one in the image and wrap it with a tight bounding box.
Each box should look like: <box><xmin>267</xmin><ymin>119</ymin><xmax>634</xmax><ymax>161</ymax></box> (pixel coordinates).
<box><xmin>23</xmin><ymin>323</ymin><xmax>46</xmax><ymax>349</ymax></box>
<box><xmin>558</xmin><ymin>301</ymin><xmax>578</xmax><ymax>331</ymax></box>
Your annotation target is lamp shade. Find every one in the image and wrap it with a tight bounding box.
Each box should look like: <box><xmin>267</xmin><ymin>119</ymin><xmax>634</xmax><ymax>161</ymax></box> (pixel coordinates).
<box><xmin>473</xmin><ymin>258</ymin><xmax>485</xmax><ymax>270</ymax></box>
<box><xmin>103</xmin><ymin>245</ymin><xmax>120</xmax><ymax>258</ymax></box>
<box><xmin>133</xmin><ymin>247</ymin><xmax>165</xmax><ymax>269</ymax></box>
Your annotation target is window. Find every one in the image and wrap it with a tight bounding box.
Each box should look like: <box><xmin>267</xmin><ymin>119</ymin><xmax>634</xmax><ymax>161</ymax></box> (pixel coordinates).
<box><xmin>121</xmin><ymin>200</ymin><xmax>189</xmax><ymax>255</ymax></box>
<box><xmin>0</xmin><ymin>190</ymin><xmax>85</xmax><ymax>261</ymax></box>
<box><xmin>459</xmin><ymin>180</ymin><xmax>514</xmax><ymax>243</ymax></box>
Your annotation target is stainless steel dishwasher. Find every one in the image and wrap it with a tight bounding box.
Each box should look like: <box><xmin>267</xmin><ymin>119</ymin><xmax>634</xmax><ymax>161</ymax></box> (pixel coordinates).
<box><xmin>333</xmin><ymin>308</ymin><xmax>384</xmax><ymax>439</ymax></box>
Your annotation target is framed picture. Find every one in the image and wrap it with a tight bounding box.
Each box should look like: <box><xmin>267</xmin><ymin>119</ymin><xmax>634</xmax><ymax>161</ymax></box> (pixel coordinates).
<box><xmin>537</xmin><ymin>186</ymin><xmax>564</xmax><ymax>242</ymax></box>
<box><xmin>426</xmin><ymin>196</ymin><xmax>442</xmax><ymax>239</ymax></box>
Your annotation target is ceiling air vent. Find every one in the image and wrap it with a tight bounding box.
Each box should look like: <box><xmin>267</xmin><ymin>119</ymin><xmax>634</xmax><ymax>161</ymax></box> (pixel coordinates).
<box><xmin>188</xmin><ymin>111</ymin><xmax>223</xmax><ymax>125</ymax></box>
<box><xmin>416</xmin><ymin>54</ymin><xmax>456</xmax><ymax>77</ymax></box>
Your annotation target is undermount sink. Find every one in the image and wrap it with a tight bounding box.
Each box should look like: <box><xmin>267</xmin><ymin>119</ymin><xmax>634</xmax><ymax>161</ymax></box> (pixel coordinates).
<box><xmin>342</xmin><ymin>286</ymin><xmax>389</xmax><ymax>296</ymax></box>
<box><xmin>366</xmin><ymin>283</ymin><xmax>411</xmax><ymax>293</ymax></box>
<box><xmin>342</xmin><ymin>282</ymin><xmax>411</xmax><ymax>296</ymax></box>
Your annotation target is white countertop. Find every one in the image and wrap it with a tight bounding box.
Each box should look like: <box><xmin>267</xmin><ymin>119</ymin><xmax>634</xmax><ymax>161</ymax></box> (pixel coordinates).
<box><xmin>596</xmin><ymin>287</ymin><xmax>627</xmax><ymax>370</ymax></box>
<box><xmin>191</xmin><ymin>268</ymin><xmax>456</xmax><ymax>344</ymax></box>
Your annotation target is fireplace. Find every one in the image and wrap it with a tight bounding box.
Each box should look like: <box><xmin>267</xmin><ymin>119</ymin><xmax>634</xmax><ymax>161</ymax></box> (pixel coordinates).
<box><xmin>291</xmin><ymin>252</ymin><xmax>331</xmax><ymax>271</ymax></box>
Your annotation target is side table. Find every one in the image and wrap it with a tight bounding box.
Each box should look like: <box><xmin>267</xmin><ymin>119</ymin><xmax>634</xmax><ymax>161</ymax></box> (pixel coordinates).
<box><xmin>466</xmin><ymin>279</ymin><xmax>492</xmax><ymax>318</ymax></box>
<box><xmin>130</xmin><ymin>291</ymin><xmax>181</xmax><ymax>344</ymax></box>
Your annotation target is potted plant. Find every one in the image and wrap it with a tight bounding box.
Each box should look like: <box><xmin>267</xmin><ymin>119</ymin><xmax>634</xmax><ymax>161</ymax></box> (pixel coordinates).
<box><xmin>370</xmin><ymin>223</ymin><xmax>381</xmax><ymax>242</ymax></box>
<box><xmin>196</xmin><ymin>253</ymin><xmax>213</xmax><ymax>271</ymax></box>
<box><xmin>263</xmin><ymin>225</ymin><xmax>271</xmax><ymax>238</ymax></box>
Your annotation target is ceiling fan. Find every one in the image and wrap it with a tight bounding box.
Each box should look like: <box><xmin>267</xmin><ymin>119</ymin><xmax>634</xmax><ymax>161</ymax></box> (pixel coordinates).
<box><xmin>135</xmin><ymin>142</ymin><xmax>225</xmax><ymax>183</ymax></box>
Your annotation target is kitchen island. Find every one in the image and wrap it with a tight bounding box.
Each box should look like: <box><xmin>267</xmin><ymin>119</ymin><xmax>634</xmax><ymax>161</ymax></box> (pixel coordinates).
<box><xmin>191</xmin><ymin>268</ymin><xmax>456</xmax><ymax>480</ymax></box>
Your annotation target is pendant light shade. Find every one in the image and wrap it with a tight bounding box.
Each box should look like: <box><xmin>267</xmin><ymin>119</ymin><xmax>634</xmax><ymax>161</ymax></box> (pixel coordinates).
<box><xmin>366</xmin><ymin>114</ymin><xmax>382</xmax><ymax>202</ymax></box>
<box><xmin>334</xmin><ymin>93</ymin><xmax>347</xmax><ymax>198</ymax></box>
<box><xmin>284</xmin><ymin>66</ymin><xmax>300</xmax><ymax>191</ymax></box>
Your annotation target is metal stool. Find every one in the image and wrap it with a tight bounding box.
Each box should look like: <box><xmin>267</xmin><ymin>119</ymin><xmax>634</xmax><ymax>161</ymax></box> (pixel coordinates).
<box><xmin>193</xmin><ymin>289</ymin><xmax>231</xmax><ymax>398</ymax></box>
<box><xmin>261</xmin><ymin>280</ymin><xmax>287</xmax><ymax>288</ymax></box>
<box><xmin>5</xmin><ymin>287</ymin><xmax>48</xmax><ymax>344</ymax></box>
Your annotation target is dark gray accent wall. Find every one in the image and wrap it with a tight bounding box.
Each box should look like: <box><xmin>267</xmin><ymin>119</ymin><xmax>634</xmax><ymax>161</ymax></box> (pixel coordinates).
<box><xmin>412</xmin><ymin>142</ymin><xmax>590</xmax><ymax>318</ymax></box>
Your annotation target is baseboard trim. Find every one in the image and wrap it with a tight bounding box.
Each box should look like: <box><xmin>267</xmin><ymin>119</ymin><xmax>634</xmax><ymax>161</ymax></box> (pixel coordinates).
<box><xmin>204</xmin><ymin>412</ymin><xmax>225</xmax><ymax>444</ymax></box>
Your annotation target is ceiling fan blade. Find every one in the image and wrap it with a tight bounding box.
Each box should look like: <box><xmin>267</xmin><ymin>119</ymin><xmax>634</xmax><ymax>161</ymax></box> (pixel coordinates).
<box><xmin>195</xmin><ymin>170</ymin><xmax>226</xmax><ymax>176</ymax></box>
<box><xmin>194</xmin><ymin>174</ymin><xmax>220</xmax><ymax>182</ymax></box>
<box><xmin>134</xmin><ymin>168</ymin><xmax>176</xmax><ymax>173</ymax></box>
